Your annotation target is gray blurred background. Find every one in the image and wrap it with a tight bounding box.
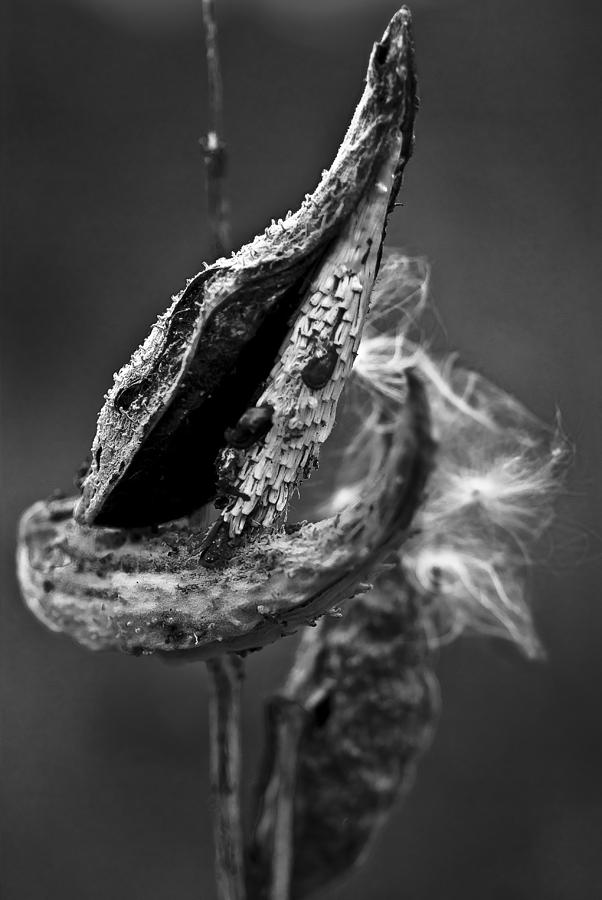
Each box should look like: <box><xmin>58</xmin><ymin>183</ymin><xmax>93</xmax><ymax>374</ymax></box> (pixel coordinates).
<box><xmin>2</xmin><ymin>0</ymin><xmax>601</xmax><ymax>897</ymax></box>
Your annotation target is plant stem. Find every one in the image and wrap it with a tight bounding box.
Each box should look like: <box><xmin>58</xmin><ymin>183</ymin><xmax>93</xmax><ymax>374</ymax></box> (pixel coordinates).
<box><xmin>200</xmin><ymin>8</ymin><xmax>241</xmax><ymax>892</ymax></box>
<box><xmin>207</xmin><ymin>654</ymin><xmax>246</xmax><ymax>900</ymax></box>
<box><xmin>267</xmin><ymin>699</ymin><xmax>306</xmax><ymax>900</ymax></box>
<box><xmin>201</xmin><ymin>0</ymin><xmax>230</xmax><ymax>258</ymax></box>
<box><xmin>245</xmin><ymin>696</ymin><xmax>306</xmax><ymax>900</ymax></box>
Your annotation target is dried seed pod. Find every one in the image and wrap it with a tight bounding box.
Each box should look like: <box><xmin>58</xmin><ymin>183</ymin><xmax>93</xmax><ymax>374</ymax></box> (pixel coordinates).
<box><xmin>17</xmin><ymin>8</ymin><xmax>427</xmax><ymax>661</ymax></box>
<box><xmin>74</xmin><ymin>7</ymin><xmax>417</xmax><ymax>530</ymax></box>
<box><xmin>17</xmin><ymin>373</ymin><xmax>435</xmax><ymax>658</ymax></box>
<box><xmin>217</xmin><ymin>12</ymin><xmax>417</xmax><ymax>540</ymax></box>
<box><xmin>247</xmin><ymin>569</ymin><xmax>439</xmax><ymax>900</ymax></box>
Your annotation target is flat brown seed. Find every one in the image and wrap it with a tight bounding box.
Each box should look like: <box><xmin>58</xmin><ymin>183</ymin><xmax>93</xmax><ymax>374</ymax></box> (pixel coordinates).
<box><xmin>301</xmin><ymin>346</ymin><xmax>339</xmax><ymax>390</ymax></box>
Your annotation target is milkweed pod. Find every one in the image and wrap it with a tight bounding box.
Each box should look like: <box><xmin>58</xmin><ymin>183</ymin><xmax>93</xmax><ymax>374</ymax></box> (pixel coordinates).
<box><xmin>74</xmin><ymin>7</ymin><xmax>417</xmax><ymax>531</ymax></box>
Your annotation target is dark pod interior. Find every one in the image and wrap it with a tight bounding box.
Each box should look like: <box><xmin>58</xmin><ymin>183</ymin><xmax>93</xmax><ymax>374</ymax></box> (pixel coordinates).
<box><xmin>91</xmin><ymin>266</ymin><xmax>317</xmax><ymax>528</ymax></box>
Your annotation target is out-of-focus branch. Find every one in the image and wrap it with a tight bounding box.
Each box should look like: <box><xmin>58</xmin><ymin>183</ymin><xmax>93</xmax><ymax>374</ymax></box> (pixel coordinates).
<box><xmin>207</xmin><ymin>654</ymin><xmax>246</xmax><ymax>900</ymax></box>
<box><xmin>249</xmin><ymin>697</ymin><xmax>307</xmax><ymax>900</ymax></box>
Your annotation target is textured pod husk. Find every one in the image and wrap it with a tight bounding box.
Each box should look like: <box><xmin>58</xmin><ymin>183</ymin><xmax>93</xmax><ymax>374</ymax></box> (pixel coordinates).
<box><xmin>75</xmin><ymin>7</ymin><xmax>417</xmax><ymax>535</ymax></box>
<box><xmin>247</xmin><ymin>571</ymin><xmax>439</xmax><ymax>900</ymax></box>
<box><xmin>17</xmin><ymin>374</ymin><xmax>435</xmax><ymax>658</ymax></box>
<box><xmin>17</xmin><ymin>8</ymin><xmax>424</xmax><ymax>658</ymax></box>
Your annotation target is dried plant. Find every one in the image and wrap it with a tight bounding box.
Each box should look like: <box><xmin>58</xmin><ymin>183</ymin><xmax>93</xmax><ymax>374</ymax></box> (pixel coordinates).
<box><xmin>15</xmin><ymin>7</ymin><xmax>565</xmax><ymax>900</ymax></box>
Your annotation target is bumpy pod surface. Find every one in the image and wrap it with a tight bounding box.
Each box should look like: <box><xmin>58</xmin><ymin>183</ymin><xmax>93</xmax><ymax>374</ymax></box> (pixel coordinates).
<box><xmin>17</xmin><ymin>8</ymin><xmax>424</xmax><ymax>658</ymax></box>
<box><xmin>75</xmin><ymin>8</ymin><xmax>417</xmax><ymax>539</ymax></box>
<box><xmin>247</xmin><ymin>571</ymin><xmax>438</xmax><ymax>900</ymax></box>
<box><xmin>17</xmin><ymin>374</ymin><xmax>434</xmax><ymax>658</ymax></box>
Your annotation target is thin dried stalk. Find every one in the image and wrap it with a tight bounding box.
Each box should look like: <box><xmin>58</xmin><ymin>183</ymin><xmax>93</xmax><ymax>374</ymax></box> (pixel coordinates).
<box><xmin>201</xmin><ymin>0</ymin><xmax>230</xmax><ymax>258</ymax></box>
<box><xmin>207</xmin><ymin>654</ymin><xmax>246</xmax><ymax>900</ymax></box>
<box><xmin>250</xmin><ymin>698</ymin><xmax>306</xmax><ymax>900</ymax></box>
<box><xmin>266</xmin><ymin>705</ymin><xmax>304</xmax><ymax>900</ymax></box>
<box><xmin>201</xmin><ymin>6</ymin><xmax>245</xmax><ymax>899</ymax></box>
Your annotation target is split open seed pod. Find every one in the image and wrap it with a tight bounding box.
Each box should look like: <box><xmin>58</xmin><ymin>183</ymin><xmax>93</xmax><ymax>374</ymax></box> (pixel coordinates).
<box><xmin>17</xmin><ymin>8</ymin><xmax>432</xmax><ymax>659</ymax></box>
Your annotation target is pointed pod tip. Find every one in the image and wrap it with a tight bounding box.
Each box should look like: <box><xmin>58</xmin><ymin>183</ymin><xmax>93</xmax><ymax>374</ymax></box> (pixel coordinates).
<box><xmin>378</xmin><ymin>6</ymin><xmax>413</xmax><ymax>52</ymax></box>
<box><xmin>369</xmin><ymin>6</ymin><xmax>415</xmax><ymax>100</ymax></box>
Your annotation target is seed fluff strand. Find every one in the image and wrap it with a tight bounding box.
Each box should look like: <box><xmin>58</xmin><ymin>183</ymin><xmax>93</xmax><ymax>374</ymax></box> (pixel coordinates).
<box><xmin>327</xmin><ymin>250</ymin><xmax>567</xmax><ymax>657</ymax></box>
